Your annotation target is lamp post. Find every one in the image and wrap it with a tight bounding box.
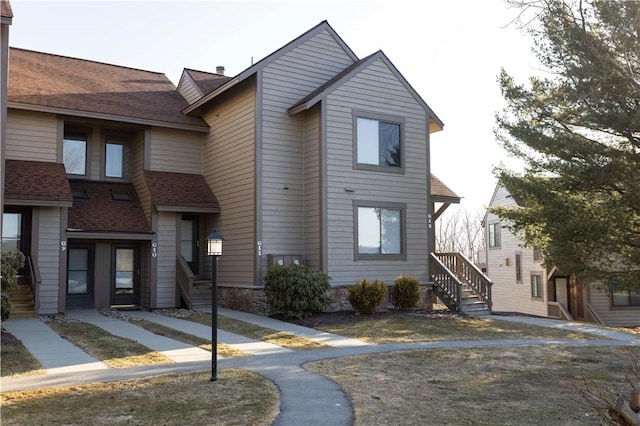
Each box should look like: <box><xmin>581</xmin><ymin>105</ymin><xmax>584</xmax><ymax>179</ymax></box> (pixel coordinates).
<box><xmin>207</xmin><ymin>230</ymin><xmax>223</xmax><ymax>382</ymax></box>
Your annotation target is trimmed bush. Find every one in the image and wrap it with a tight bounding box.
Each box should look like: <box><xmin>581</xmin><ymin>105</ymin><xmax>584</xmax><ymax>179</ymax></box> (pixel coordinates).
<box><xmin>1</xmin><ymin>250</ymin><xmax>26</xmax><ymax>321</ymax></box>
<box><xmin>264</xmin><ymin>264</ymin><xmax>331</xmax><ymax>319</ymax></box>
<box><xmin>348</xmin><ymin>279</ymin><xmax>386</xmax><ymax>315</ymax></box>
<box><xmin>391</xmin><ymin>275</ymin><xmax>420</xmax><ymax>310</ymax></box>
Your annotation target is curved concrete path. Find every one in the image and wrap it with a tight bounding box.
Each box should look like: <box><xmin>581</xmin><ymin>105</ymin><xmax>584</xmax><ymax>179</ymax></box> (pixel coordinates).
<box><xmin>2</xmin><ymin>310</ymin><xmax>638</xmax><ymax>426</ymax></box>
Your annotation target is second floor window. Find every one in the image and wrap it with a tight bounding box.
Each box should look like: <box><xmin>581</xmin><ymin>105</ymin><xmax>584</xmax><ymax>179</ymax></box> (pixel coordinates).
<box><xmin>355</xmin><ymin>115</ymin><xmax>403</xmax><ymax>172</ymax></box>
<box><xmin>63</xmin><ymin>134</ymin><xmax>87</xmax><ymax>175</ymax></box>
<box><xmin>488</xmin><ymin>223</ymin><xmax>500</xmax><ymax>248</ymax></box>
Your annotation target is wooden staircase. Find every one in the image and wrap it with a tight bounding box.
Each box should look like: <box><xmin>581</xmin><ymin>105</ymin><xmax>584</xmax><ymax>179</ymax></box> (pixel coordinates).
<box><xmin>430</xmin><ymin>252</ymin><xmax>492</xmax><ymax>316</ymax></box>
<box><xmin>191</xmin><ymin>280</ymin><xmax>214</xmax><ymax>309</ymax></box>
<box><xmin>9</xmin><ymin>284</ymin><xmax>36</xmax><ymax>318</ymax></box>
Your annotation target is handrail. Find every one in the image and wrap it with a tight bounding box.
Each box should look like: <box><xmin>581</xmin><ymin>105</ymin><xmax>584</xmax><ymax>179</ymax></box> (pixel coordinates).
<box><xmin>27</xmin><ymin>256</ymin><xmax>41</xmax><ymax>313</ymax></box>
<box><xmin>176</xmin><ymin>255</ymin><xmax>195</xmax><ymax>310</ymax></box>
<box><xmin>429</xmin><ymin>253</ymin><xmax>463</xmax><ymax>312</ymax></box>
<box><xmin>586</xmin><ymin>303</ymin><xmax>604</xmax><ymax>325</ymax></box>
<box><xmin>548</xmin><ymin>301</ymin><xmax>573</xmax><ymax>321</ymax></box>
<box><xmin>435</xmin><ymin>252</ymin><xmax>493</xmax><ymax>311</ymax></box>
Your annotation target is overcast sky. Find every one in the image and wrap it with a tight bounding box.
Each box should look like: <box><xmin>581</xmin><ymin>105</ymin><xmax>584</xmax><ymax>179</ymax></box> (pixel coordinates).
<box><xmin>8</xmin><ymin>0</ymin><xmax>540</xmax><ymax>214</ymax></box>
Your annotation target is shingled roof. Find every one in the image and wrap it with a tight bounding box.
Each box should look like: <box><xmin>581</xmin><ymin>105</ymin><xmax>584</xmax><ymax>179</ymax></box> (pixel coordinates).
<box><xmin>67</xmin><ymin>181</ymin><xmax>151</xmax><ymax>234</ymax></box>
<box><xmin>1</xmin><ymin>0</ymin><xmax>13</xmax><ymax>19</ymax></box>
<box><xmin>431</xmin><ymin>174</ymin><xmax>461</xmax><ymax>203</ymax></box>
<box><xmin>4</xmin><ymin>160</ymin><xmax>72</xmax><ymax>206</ymax></box>
<box><xmin>144</xmin><ymin>170</ymin><xmax>220</xmax><ymax>213</ymax></box>
<box><xmin>8</xmin><ymin>48</ymin><xmax>209</xmax><ymax>131</ymax></box>
<box><xmin>184</xmin><ymin>68</ymin><xmax>232</xmax><ymax>97</ymax></box>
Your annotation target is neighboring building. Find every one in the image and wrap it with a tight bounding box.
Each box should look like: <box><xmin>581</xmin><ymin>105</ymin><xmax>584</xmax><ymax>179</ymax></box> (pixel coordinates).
<box><xmin>1</xmin><ymin>10</ymin><xmax>467</xmax><ymax>315</ymax></box>
<box><xmin>484</xmin><ymin>184</ymin><xmax>639</xmax><ymax>327</ymax></box>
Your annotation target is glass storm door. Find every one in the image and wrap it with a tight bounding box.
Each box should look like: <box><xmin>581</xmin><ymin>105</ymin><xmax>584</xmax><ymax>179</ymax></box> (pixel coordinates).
<box><xmin>111</xmin><ymin>245</ymin><xmax>140</xmax><ymax>306</ymax></box>
<box><xmin>67</xmin><ymin>245</ymin><xmax>94</xmax><ymax>309</ymax></box>
<box><xmin>181</xmin><ymin>216</ymin><xmax>199</xmax><ymax>275</ymax></box>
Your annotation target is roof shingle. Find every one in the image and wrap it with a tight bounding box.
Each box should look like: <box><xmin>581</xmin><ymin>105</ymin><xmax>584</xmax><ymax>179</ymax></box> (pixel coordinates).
<box><xmin>4</xmin><ymin>160</ymin><xmax>72</xmax><ymax>206</ymax></box>
<box><xmin>67</xmin><ymin>181</ymin><xmax>151</xmax><ymax>234</ymax></box>
<box><xmin>144</xmin><ymin>171</ymin><xmax>220</xmax><ymax>212</ymax></box>
<box><xmin>8</xmin><ymin>48</ymin><xmax>208</xmax><ymax>130</ymax></box>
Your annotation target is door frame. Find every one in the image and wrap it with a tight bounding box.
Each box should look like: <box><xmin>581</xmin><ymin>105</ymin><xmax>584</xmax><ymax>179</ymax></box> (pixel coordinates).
<box><xmin>110</xmin><ymin>244</ymin><xmax>141</xmax><ymax>306</ymax></box>
<box><xmin>66</xmin><ymin>243</ymin><xmax>95</xmax><ymax>309</ymax></box>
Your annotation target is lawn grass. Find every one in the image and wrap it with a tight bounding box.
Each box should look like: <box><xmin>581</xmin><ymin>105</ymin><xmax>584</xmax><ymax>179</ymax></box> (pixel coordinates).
<box><xmin>1</xmin><ymin>370</ymin><xmax>279</xmax><ymax>426</ymax></box>
<box><xmin>306</xmin><ymin>345</ymin><xmax>640</xmax><ymax>426</ymax></box>
<box><xmin>132</xmin><ymin>319</ymin><xmax>250</xmax><ymax>358</ymax></box>
<box><xmin>47</xmin><ymin>322</ymin><xmax>172</xmax><ymax>367</ymax></box>
<box><xmin>187</xmin><ymin>313</ymin><xmax>330</xmax><ymax>351</ymax></box>
<box><xmin>0</xmin><ymin>331</ymin><xmax>45</xmax><ymax>377</ymax></box>
<box><xmin>316</xmin><ymin>315</ymin><xmax>602</xmax><ymax>343</ymax></box>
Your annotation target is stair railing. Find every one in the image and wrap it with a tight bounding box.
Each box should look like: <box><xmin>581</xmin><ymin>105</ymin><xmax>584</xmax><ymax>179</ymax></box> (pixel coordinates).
<box><xmin>176</xmin><ymin>255</ymin><xmax>194</xmax><ymax>310</ymax></box>
<box><xmin>430</xmin><ymin>253</ymin><xmax>463</xmax><ymax>312</ymax></box>
<box><xmin>434</xmin><ymin>252</ymin><xmax>493</xmax><ymax>311</ymax></box>
<box><xmin>27</xmin><ymin>256</ymin><xmax>41</xmax><ymax>313</ymax></box>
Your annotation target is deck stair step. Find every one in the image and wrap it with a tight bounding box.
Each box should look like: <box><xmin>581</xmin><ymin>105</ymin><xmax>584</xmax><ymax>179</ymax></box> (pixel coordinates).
<box><xmin>9</xmin><ymin>284</ymin><xmax>35</xmax><ymax>318</ymax></box>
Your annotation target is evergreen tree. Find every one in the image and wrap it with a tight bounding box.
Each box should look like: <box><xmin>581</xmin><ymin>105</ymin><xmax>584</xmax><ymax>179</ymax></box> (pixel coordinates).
<box><xmin>493</xmin><ymin>0</ymin><xmax>640</xmax><ymax>289</ymax></box>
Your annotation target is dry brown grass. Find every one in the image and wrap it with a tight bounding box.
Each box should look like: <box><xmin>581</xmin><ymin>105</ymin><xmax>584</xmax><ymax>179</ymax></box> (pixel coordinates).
<box><xmin>132</xmin><ymin>319</ymin><xmax>250</xmax><ymax>358</ymax></box>
<box><xmin>47</xmin><ymin>322</ymin><xmax>172</xmax><ymax>367</ymax></box>
<box><xmin>188</xmin><ymin>313</ymin><xmax>330</xmax><ymax>350</ymax></box>
<box><xmin>306</xmin><ymin>345</ymin><xmax>640</xmax><ymax>426</ymax></box>
<box><xmin>1</xmin><ymin>370</ymin><xmax>279</xmax><ymax>426</ymax></box>
<box><xmin>316</xmin><ymin>315</ymin><xmax>601</xmax><ymax>343</ymax></box>
<box><xmin>0</xmin><ymin>330</ymin><xmax>45</xmax><ymax>377</ymax></box>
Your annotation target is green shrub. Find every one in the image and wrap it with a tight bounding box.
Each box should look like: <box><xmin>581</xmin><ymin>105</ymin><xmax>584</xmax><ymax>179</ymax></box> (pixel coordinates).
<box><xmin>391</xmin><ymin>275</ymin><xmax>420</xmax><ymax>310</ymax></box>
<box><xmin>347</xmin><ymin>279</ymin><xmax>386</xmax><ymax>315</ymax></box>
<box><xmin>264</xmin><ymin>264</ymin><xmax>331</xmax><ymax>319</ymax></box>
<box><xmin>1</xmin><ymin>250</ymin><xmax>26</xmax><ymax>321</ymax></box>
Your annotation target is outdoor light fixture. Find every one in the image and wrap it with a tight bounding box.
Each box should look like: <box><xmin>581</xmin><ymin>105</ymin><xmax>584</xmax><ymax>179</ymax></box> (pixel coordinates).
<box><xmin>207</xmin><ymin>230</ymin><xmax>223</xmax><ymax>381</ymax></box>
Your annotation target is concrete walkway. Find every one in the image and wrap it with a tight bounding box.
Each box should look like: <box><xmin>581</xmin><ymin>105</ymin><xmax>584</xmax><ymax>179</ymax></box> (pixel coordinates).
<box><xmin>2</xmin><ymin>309</ymin><xmax>638</xmax><ymax>426</ymax></box>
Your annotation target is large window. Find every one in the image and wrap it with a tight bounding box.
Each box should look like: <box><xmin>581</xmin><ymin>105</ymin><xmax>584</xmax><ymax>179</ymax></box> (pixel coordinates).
<box><xmin>531</xmin><ymin>274</ymin><xmax>543</xmax><ymax>298</ymax></box>
<box><xmin>354</xmin><ymin>202</ymin><xmax>405</xmax><ymax>260</ymax></box>
<box><xmin>355</xmin><ymin>114</ymin><xmax>403</xmax><ymax>172</ymax></box>
<box><xmin>611</xmin><ymin>280</ymin><xmax>640</xmax><ymax>306</ymax></box>
<box><xmin>63</xmin><ymin>134</ymin><xmax>87</xmax><ymax>175</ymax></box>
<box><xmin>488</xmin><ymin>223</ymin><xmax>500</xmax><ymax>248</ymax></box>
<box><xmin>105</xmin><ymin>137</ymin><xmax>129</xmax><ymax>179</ymax></box>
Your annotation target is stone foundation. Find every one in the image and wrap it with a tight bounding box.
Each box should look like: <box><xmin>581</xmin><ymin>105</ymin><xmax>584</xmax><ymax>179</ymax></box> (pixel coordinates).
<box><xmin>218</xmin><ymin>284</ymin><xmax>434</xmax><ymax>316</ymax></box>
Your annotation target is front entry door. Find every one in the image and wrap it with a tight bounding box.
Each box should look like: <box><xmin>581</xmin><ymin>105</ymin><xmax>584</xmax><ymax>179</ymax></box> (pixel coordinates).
<box><xmin>181</xmin><ymin>215</ymin><xmax>199</xmax><ymax>275</ymax></box>
<box><xmin>111</xmin><ymin>245</ymin><xmax>140</xmax><ymax>306</ymax></box>
<box><xmin>67</xmin><ymin>245</ymin><xmax>95</xmax><ymax>309</ymax></box>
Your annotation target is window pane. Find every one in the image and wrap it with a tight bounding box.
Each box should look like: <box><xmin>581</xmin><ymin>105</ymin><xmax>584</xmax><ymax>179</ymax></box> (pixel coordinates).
<box><xmin>63</xmin><ymin>138</ymin><xmax>86</xmax><ymax>175</ymax></box>
<box><xmin>379</xmin><ymin>122</ymin><xmax>400</xmax><ymax>167</ymax></box>
<box><xmin>68</xmin><ymin>271</ymin><xmax>88</xmax><ymax>294</ymax></box>
<box><xmin>2</xmin><ymin>213</ymin><xmax>21</xmax><ymax>252</ymax></box>
<box><xmin>358</xmin><ymin>207</ymin><xmax>380</xmax><ymax>254</ymax></box>
<box><xmin>68</xmin><ymin>249</ymin><xmax>88</xmax><ymax>270</ymax></box>
<box><xmin>612</xmin><ymin>290</ymin><xmax>630</xmax><ymax>306</ymax></box>
<box><xmin>357</xmin><ymin>118</ymin><xmax>379</xmax><ymax>165</ymax></box>
<box><xmin>380</xmin><ymin>209</ymin><xmax>401</xmax><ymax>254</ymax></box>
<box><xmin>106</xmin><ymin>143</ymin><xmax>124</xmax><ymax>177</ymax></box>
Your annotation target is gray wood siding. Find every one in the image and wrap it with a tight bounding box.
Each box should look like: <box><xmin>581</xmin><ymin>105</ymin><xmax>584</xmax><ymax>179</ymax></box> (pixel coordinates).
<box><xmin>35</xmin><ymin>207</ymin><xmax>62</xmax><ymax>313</ymax></box>
<box><xmin>303</xmin><ymin>105</ymin><xmax>322</xmax><ymax>270</ymax></box>
<box><xmin>156</xmin><ymin>211</ymin><xmax>177</xmax><ymax>307</ymax></box>
<box><xmin>150</xmin><ymin>128</ymin><xmax>204</xmax><ymax>174</ymax></box>
<box><xmin>130</xmin><ymin>132</ymin><xmax>151</xmax><ymax>223</ymax></box>
<box><xmin>6</xmin><ymin>110</ymin><xmax>57</xmax><ymax>161</ymax></box>
<box><xmin>260</xmin><ymin>29</ymin><xmax>355</xmax><ymax>275</ymax></box>
<box><xmin>323</xmin><ymin>58</ymin><xmax>430</xmax><ymax>287</ymax></box>
<box><xmin>486</xmin><ymin>186</ymin><xmax>549</xmax><ymax>317</ymax></box>
<box><xmin>177</xmin><ymin>75</ymin><xmax>203</xmax><ymax>105</ymax></box>
<box><xmin>202</xmin><ymin>80</ymin><xmax>256</xmax><ymax>287</ymax></box>
<box><xmin>588</xmin><ymin>283</ymin><xmax>640</xmax><ymax>326</ymax></box>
